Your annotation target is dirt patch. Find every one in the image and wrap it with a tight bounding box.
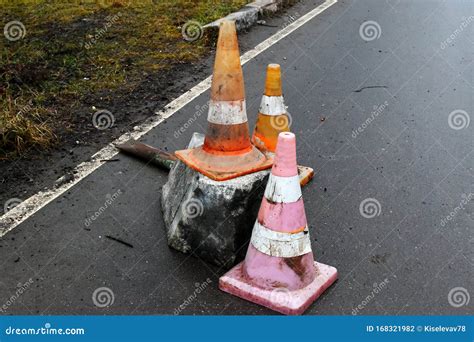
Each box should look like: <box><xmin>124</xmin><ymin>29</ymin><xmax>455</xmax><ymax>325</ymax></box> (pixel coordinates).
<box><xmin>0</xmin><ymin>57</ymin><xmax>214</xmax><ymax>213</ymax></box>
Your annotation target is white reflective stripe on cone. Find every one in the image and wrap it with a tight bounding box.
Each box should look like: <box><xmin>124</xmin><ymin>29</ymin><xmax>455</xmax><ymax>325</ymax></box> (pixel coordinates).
<box><xmin>259</xmin><ymin>95</ymin><xmax>287</xmax><ymax>116</ymax></box>
<box><xmin>264</xmin><ymin>174</ymin><xmax>302</xmax><ymax>203</ymax></box>
<box><xmin>250</xmin><ymin>221</ymin><xmax>312</xmax><ymax>257</ymax></box>
<box><xmin>207</xmin><ymin>99</ymin><xmax>248</xmax><ymax>125</ymax></box>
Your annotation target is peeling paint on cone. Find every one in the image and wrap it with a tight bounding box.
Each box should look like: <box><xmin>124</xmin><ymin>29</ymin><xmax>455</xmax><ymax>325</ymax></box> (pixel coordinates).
<box><xmin>219</xmin><ymin>132</ymin><xmax>338</xmax><ymax>315</ymax></box>
<box><xmin>175</xmin><ymin>20</ymin><xmax>272</xmax><ymax>181</ymax></box>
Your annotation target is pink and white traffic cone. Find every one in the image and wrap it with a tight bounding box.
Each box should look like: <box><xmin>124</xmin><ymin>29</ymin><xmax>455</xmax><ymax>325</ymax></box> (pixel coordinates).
<box><xmin>219</xmin><ymin>132</ymin><xmax>337</xmax><ymax>315</ymax></box>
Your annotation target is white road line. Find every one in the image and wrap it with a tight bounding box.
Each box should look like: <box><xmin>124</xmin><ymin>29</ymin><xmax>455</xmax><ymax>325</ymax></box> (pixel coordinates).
<box><xmin>0</xmin><ymin>0</ymin><xmax>338</xmax><ymax>237</ymax></box>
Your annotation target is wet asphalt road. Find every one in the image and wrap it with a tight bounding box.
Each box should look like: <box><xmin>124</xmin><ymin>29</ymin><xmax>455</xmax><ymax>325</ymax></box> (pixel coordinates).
<box><xmin>0</xmin><ymin>0</ymin><xmax>472</xmax><ymax>315</ymax></box>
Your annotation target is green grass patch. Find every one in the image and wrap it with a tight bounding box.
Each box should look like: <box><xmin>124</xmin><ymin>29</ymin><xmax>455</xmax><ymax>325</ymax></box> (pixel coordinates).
<box><xmin>0</xmin><ymin>0</ymin><xmax>249</xmax><ymax>159</ymax></box>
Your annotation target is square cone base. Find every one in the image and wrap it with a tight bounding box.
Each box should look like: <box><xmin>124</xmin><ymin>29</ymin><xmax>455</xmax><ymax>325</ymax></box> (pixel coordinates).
<box><xmin>175</xmin><ymin>148</ymin><xmax>273</xmax><ymax>181</ymax></box>
<box><xmin>219</xmin><ymin>261</ymin><xmax>337</xmax><ymax>315</ymax></box>
<box><xmin>297</xmin><ymin>165</ymin><xmax>314</xmax><ymax>186</ymax></box>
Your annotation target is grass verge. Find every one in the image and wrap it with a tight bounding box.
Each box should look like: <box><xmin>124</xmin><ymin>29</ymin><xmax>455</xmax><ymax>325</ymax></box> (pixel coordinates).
<box><xmin>0</xmin><ymin>0</ymin><xmax>249</xmax><ymax>159</ymax></box>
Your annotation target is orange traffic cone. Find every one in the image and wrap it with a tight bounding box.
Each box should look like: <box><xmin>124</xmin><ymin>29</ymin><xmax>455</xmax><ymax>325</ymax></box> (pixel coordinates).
<box><xmin>252</xmin><ymin>64</ymin><xmax>290</xmax><ymax>154</ymax></box>
<box><xmin>175</xmin><ymin>20</ymin><xmax>272</xmax><ymax>181</ymax></box>
<box><xmin>252</xmin><ymin>64</ymin><xmax>314</xmax><ymax>186</ymax></box>
<box><xmin>219</xmin><ymin>132</ymin><xmax>337</xmax><ymax>315</ymax></box>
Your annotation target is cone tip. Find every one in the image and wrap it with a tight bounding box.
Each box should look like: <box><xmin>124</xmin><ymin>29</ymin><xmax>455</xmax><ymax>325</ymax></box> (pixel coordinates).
<box><xmin>267</xmin><ymin>63</ymin><xmax>280</xmax><ymax>70</ymax></box>
<box><xmin>264</xmin><ymin>63</ymin><xmax>282</xmax><ymax>96</ymax></box>
<box><xmin>217</xmin><ymin>20</ymin><xmax>237</xmax><ymax>44</ymax></box>
<box><xmin>278</xmin><ymin>132</ymin><xmax>295</xmax><ymax>146</ymax></box>
<box><xmin>211</xmin><ymin>19</ymin><xmax>243</xmax><ymax>101</ymax></box>
<box><xmin>273</xmin><ymin>132</ymin><xmax>297</xmax><ymax>177</ymax></box>
<box><xmin>219</xmin><ymin>19</ymin><xmax>236</xmax><ymax>31</ymax></box>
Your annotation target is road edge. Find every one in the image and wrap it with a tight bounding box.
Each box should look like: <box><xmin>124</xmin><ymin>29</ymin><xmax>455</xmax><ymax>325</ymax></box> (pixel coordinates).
<box><xmin>205</xmin><ymin>0</ymin><xmax>300</xmax><ymax>31</ymax></box>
